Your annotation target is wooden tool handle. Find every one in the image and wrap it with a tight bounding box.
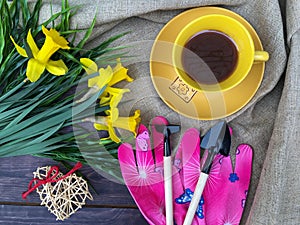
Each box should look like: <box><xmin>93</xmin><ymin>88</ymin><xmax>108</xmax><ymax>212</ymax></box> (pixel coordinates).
<box><xmin>164</xmin><ymin>156</ymin><xmax>173</xmax><ymax>225</ymax></box>
<box><xmin>183</xmin><ymin>172</ymin><xmax>209</xmax><ymax>225</ymax></box>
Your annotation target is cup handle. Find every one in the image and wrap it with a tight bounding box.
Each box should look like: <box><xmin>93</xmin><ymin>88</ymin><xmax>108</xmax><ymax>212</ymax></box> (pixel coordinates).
<box><xmin>254</xmin><ymin>51</ymin><xmax>269</xmax><ymax>62</ymax></box>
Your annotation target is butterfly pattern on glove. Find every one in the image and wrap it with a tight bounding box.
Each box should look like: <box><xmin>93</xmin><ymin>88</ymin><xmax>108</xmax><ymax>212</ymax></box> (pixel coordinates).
<box><xmin>175</xmin><ymin>188</ymin><xmax>205</xmax><ymax>219</ymax></box>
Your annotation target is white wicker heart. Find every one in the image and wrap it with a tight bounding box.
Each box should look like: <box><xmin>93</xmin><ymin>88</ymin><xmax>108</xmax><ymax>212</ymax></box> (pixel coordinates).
<box><xmin>32</xmin><ymin>166</ymin><xmax>93</xmax><ymax>221</ymax></box>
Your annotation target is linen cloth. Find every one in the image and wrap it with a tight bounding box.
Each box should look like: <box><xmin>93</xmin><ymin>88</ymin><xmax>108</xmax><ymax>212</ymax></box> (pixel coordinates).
<box><xmin>36</xmin><ymin>0</ymin><xmax>299</xmax><ymax>224</ymax></box>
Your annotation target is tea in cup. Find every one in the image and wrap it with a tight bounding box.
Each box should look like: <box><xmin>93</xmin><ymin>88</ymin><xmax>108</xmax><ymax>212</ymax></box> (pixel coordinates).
<box><xmin>173</xmin><ymin>14</ymin><xmax>269</xmax><ymax>92</ymax></box>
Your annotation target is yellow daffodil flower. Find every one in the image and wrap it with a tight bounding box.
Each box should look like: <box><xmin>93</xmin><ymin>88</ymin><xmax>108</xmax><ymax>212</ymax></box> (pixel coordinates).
<box><xmin>98</xmin><ymin>109</ymin><xmax>140</xmax><ymax>143</ymax></box>
<box><xmin>77</xmin><ymin>58</ymin><xmax>133</xmax><ymax>103</ymax></box>
<box><xmin>100</xmin><ymin>86</ymin><xmax>130</xmax><ymax>107</ymax></box>
<box><xmin>84</xmin><ymin>109</ymin><xmax>141</xmax><ymax>143</ymax></box>
<box><xmin>80</xmin><ymin>57</ymin><xmax>114</xmax><ymax>90</ymax></box>
<box><xmin>108</xmin><ymin>58</ymin><xmax>134</xmax><ymax>86</ymax></box>
<box><xmin>80</xmin><ymin>58</ymin><xmax>133</xmax><ymax>89</ymax></box>
<box><xmin>76</xmin><ymin>59</ymin><xmax>114</xmax><ymax>103</ymax></box>
<box><xmin>88</xmin><ymin>66</ymin><xmax>114</xmax><ymax>90</ymax></box>
<box><xmin>109</xmin><ymin>110</ymin><xmax>141</xmax><ymax>137</ymax></box>
<box><xmin>80</xmin><ymin>57</ymin><xmax>98</xmax><ymax>75</ymax></box>
<box><xmin>10</xmin><ymin>25</ymin><xmax>70</xmax><ymax>82</ymax></box>
<box><xmin>80</xmin><ymin>57</ymin><xmax>140</xmax><ymax>143</ymax></box>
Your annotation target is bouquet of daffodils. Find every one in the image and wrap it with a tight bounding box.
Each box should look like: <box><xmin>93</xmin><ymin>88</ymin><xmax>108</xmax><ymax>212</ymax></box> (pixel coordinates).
<box><xmin>0</xmin><ymin>0</ymin><xmax>140</xmax><ymax>180</ymax></box>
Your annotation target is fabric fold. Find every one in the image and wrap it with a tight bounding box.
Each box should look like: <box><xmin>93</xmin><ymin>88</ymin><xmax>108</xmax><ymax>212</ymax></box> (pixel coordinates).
<box><xmin>246</xmin><ymin>1</ymin><xmax>300</xmax><ymax>223</ymax></box>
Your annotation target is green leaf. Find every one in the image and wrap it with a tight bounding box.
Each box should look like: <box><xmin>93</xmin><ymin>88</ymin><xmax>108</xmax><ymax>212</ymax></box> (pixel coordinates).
<box><xmin>89</xmin><ymin>46</ymin><xmax>129</xmax><ymax>59</ymax></box>
<box><xmin>0</xmin><ymin>101</ymin><xmax>29</xmax><ymax>122</ymax></box>
<box><xmin>61</xmin><ymin>0</ymin><xmax>70</xmax><ymax>31</ymax></box>
<box><xmin>41</xmin><ymin>6</ymin><xmax>80</xmax><ymax>30</ymax></box>
<box><xmin>0</xmin><ymin>101</ymin><xmax>70</xmax><ymax>141</ymax></box>
<box><xmin>0</xmin><ymin>81</ymin><xmax>25</xmax><ymax>102</ymax></box>
<box><xmin>1</xmin><ymin>123</ymin><xmax>60</xmax><ymax>146</ymax></box>
<box><xmin>58</xmin><ymin>50</ymin><xmax>81</xmax><ymax>64</ymax></box>
<box><xmin>3</xmin><ymin>0</ymin><xmax>12</xmax><ymax>32</ymax></box>
<box><xmin>72</xmin><ymin>91</ymin><xmax>101</xmax><ymax>116</ymax></box>
<box><xmin>0</xmin><ymin>102</ymin><xmax>14</xmax><ymax>114</ymax></box>
<box><xmin>20</xmin><ymin>0</ymin><xmax>31</xmax><ymax>26</ymax></box>
<box><xmin>0</xmin><ymin>11</ymin><xmax>5</xmax><ymax>64</ymax></box>
<box><xmin>25</xmin><ymin>0</ymin><xmax>42</xmax><ymax>30</ymax></box>
<box><xmin>27</xmin><ymin>122</ymin><xmax>65</xmax><ymax>145</ymax></box>
<box><xmin>3</xmin><ymin>90</ymin><xmax>49</xmax><ymax>130</ymax></box>
<box><xmin>0</xmin><ymin>77</ymin><xmax>45</xmax><ymax>102</ymax></box>
<box><xmin>0</xmin><ymin>133</ymin><xmax>73</xmax><ymax>157</ymax></box>
<box><xmin>77</xmin><ymin>14</ymin><xmax>96</xmax><ymax>49</ymax></box>
<box><xmin>9</xmin><ymin>0</ymin><xmax>20</xmax><ymax>32</ymax></box>
<box><xmin>0</xmin><ymin>110</ymin><xmax>69</xmax><ymax>143</ymax></box>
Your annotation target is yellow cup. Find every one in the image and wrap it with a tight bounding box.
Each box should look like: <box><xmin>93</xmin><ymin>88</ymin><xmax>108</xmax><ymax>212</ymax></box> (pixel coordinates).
<box><xmin>173</xmin><ymin>14</ymin><xmax>269</xmax><ymax>92</ymax></box>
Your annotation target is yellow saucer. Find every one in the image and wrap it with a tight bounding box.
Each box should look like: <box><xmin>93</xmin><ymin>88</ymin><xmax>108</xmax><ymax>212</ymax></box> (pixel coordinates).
<box><xmin>150</xmin><ymin>7</ymin><xmax>265</xmax><ymax>120</ymax></box>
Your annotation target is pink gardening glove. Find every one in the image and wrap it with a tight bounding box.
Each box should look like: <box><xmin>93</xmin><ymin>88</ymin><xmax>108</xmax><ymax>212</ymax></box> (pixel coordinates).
<box><xmin>118</xmin><ymin>116</ymin><xmax>199</xmax><ymax>225</ymax></box>
<box><xmin>119</xmin><ymin>116</ymin><xmax>253</xmax><ymax>225</ymax></box>
<box><xmin>203</xmin><ymin>144</ymin><xmax>253</xmax><ymax>224</ymax></box>
<box><xmin>174</xmin><ymin>129</ymin><xmax>253</xmax><ymax>225</ymax></box>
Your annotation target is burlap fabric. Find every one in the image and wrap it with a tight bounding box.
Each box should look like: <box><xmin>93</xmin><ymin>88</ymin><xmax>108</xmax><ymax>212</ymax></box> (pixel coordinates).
<box><xmin>36</xmin><ymin>0</ymin><xmax>299</xmax><ymax>224</ymax></box>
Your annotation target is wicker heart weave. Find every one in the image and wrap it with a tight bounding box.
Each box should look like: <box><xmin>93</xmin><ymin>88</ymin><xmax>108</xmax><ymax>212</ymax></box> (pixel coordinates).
<box><xmin>33</xmin><ymin>166</ymin><xmax>93</xmax><ymax>221</ymax></box>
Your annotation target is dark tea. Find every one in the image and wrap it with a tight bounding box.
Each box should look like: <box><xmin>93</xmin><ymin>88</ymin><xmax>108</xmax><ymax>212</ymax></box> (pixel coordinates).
<box><xmin>181</xmin><ymin>30</ymin><xmax>238</xmax><ymax>85</ymax></box>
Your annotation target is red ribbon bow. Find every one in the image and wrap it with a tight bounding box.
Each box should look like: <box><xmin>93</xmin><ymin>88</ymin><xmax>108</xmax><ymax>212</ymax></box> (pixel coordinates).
<box><xmin>22</xmin><ymin>162</ymin><xmax>82</xmax><ymax>199</ymax></box>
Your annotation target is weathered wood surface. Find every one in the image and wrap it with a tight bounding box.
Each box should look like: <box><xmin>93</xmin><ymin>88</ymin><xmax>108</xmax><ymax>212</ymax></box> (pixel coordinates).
<box><xmin>0</xmin><ymin>155</ymin><xmax>147</xmax><ymax>224</ymax></box>
<box><xmin>0</xmin><ymin>155</ymin><xmax>134</xmax><ymax>205</ymax></box>
<box><xmin>0</xmin><ymin>205</ymin><xmax>147</xmax><ymax>225</ymax></box>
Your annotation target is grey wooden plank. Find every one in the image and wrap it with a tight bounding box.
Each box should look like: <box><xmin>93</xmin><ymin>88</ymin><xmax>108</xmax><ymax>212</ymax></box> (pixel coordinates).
<box><xmin>0</xmin><ymin>204</ymin><xmax>148</xmax><ymax>225</ymax></box>
<box><xmin>0</xmin><ymin>155</ymin><xmax>135</xmax><ymax>206</ymax></box>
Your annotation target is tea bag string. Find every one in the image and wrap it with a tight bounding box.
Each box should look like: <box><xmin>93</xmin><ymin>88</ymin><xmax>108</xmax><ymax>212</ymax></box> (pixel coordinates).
<box><xmin>22</xmin><ymin>162</ymin><xmax>82</xmax><ymax>199</ymax></box>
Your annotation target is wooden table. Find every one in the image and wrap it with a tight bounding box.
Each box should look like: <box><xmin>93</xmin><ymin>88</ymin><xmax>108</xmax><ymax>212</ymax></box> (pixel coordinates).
<box><xmin>0</xmin><ymin>156</ymin><xmax>148</xmax><ymax>224</ymax></box>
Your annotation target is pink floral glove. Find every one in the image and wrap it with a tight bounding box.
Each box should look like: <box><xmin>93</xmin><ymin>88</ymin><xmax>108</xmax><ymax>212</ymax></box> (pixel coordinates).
<box><xmin>118</xmin><ymin>116</ymin><xmax>199</xmax><ymax>225</ymax></box>
<box><xmin>173</xmin><ymin>129</ymin><xmax>253</xmax><ymax>225</ymax></box>
<box><xmin>118</xmin><ymin>116</ymin><xmax>253</xmax><ymax>225</ymax></box>
<box><xmin>203</xmin><ymin>144</ymin><xmax>253</xmax><ymax>224</ymax></box>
